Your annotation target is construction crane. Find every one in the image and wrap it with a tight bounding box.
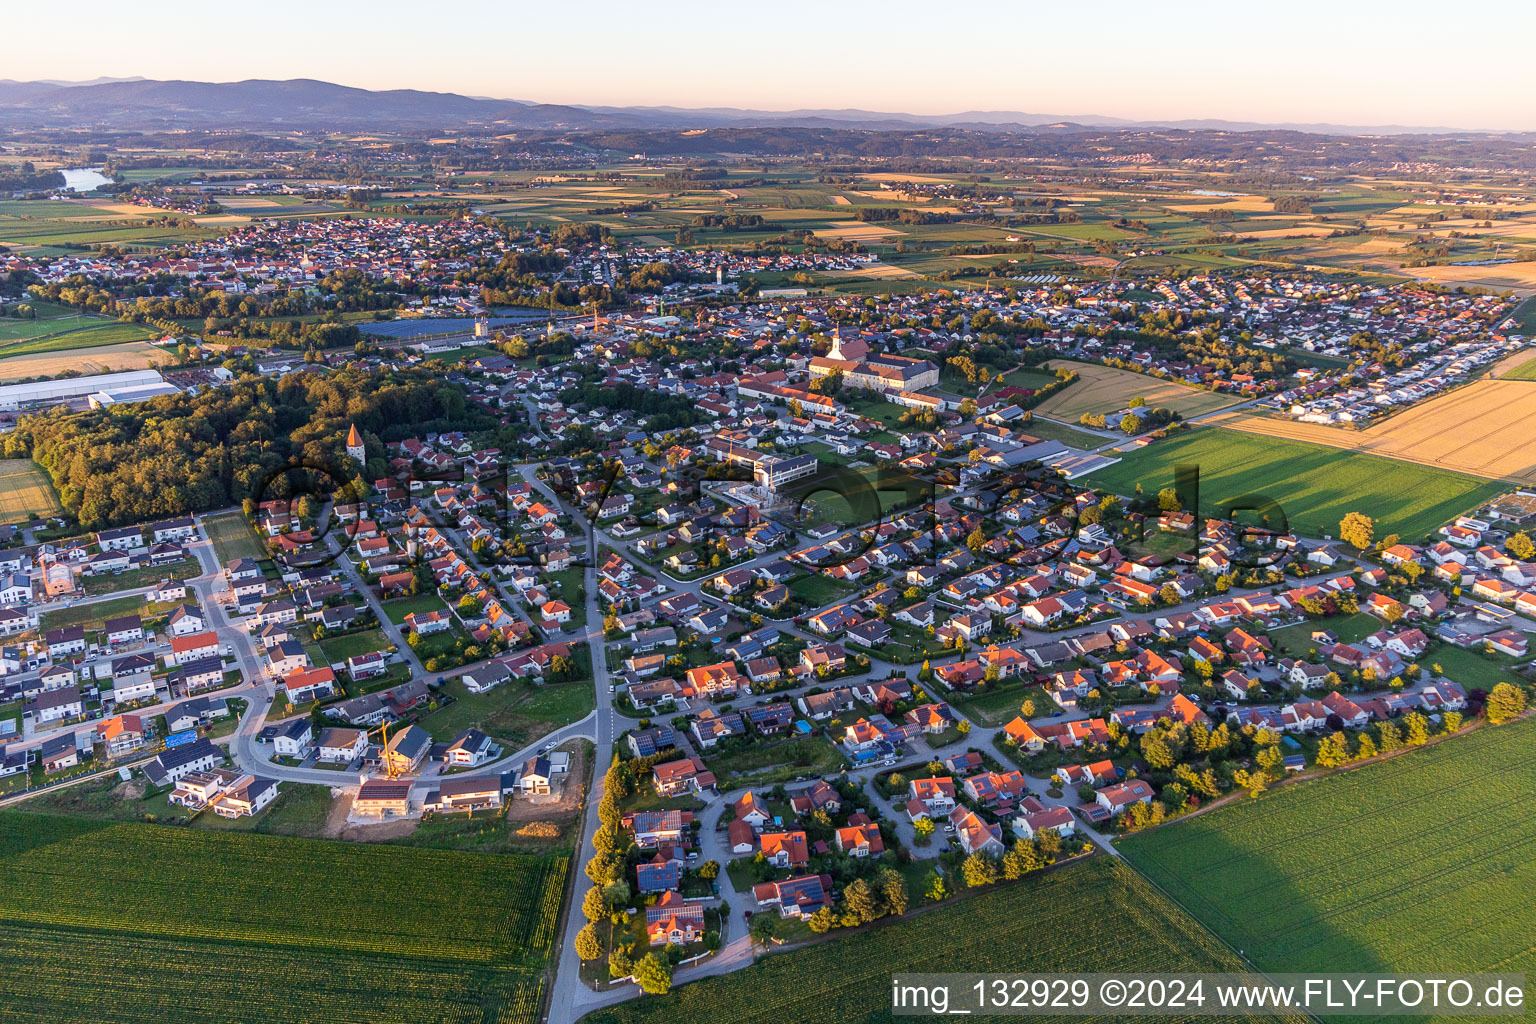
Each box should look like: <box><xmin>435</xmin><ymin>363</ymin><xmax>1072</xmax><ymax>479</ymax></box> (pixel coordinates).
<box><xmin>367</xmin><ymin>719</ymin><xmax>401</xmax><ymax>779</ymax></box>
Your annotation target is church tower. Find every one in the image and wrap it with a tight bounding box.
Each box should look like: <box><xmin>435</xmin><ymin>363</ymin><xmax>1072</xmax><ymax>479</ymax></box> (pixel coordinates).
<box><xmin>346</xmin><ymin>424</ymin><xmax>366</xmax><ymax>466</ymax></box>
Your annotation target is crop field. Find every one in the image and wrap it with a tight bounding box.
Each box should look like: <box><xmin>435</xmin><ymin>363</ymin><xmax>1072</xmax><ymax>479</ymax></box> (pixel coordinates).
<box><xmin>1034</xmin><ymin>360</ymin><xmax>1243</xmax><ymax>420</ymax></box>
<box><xmin>1086</xmin><ymin>427</ymin><xmax>1504</xmax><ymax>541</ymax></box>
<box><xmin>582</xmin><ymin>856</ymin><xmax>1304</xmax><ymax>1024</ymax></box>
<box><xmin>202</xmin><ymin>511</ymin><xmax>264</xmax><ymax>564</ymax></box>
<box><xmin>1120</xmin><ymin>718</ymin><xmax>1536</xmax><ymax>1011</ymax></box>
<box><xmin>1212</xmin><ymin>380</ymin><xmax>1536</xmax><ymax>484</ymax></box>
<box><xmin>0</xmin><ymin>813</ymin><xmax>567</xmax><ymax>1023</ymax></box>
<box><xmin>0</xmin><ymin>458</ymin><xmax>62</xmax><ymax>524</ymax></box>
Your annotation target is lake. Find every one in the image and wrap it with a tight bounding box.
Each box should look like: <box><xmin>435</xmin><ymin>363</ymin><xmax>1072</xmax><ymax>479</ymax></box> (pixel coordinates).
<box><xmin>60</xmin><ymin>168</ymin><xmax>113</xmax><ymax>192</ymax></box>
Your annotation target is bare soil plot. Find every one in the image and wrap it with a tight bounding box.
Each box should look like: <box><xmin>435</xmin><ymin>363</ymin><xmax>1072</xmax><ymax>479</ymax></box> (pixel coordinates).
<box><xmin>1210</xmin><ymin>379</ymin><xmax>1536</xmax><ymax>483</ymax></box>
<box><xmin>1034</xmin><ymin>360</ymin><xmax>1243</xmax><ymax>420</ymax></box>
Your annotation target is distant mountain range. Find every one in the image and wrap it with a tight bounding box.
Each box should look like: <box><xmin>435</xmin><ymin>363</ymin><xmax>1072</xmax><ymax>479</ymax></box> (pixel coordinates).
<box><xmin>0</xmin><ymin>77</ymin><xmax>1483</xmax><ymax>136</ymax></box>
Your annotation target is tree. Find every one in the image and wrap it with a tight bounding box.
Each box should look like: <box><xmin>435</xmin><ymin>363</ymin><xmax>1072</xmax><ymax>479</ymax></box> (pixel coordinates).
<box><xmin>1002</xmin><ymin>840</ymin><xmax>1041</xmax><ymax>879</ymax></box>
<box><xmin>957</xmin><ymin>719</ymin><xmax>972</xmax><ymax>735</ymax></box>
<box><xmin>575</xmin><ymin>923</ymin><xmax>603</xmax><ymax>961</ymax></box>
<box><xmin>598</xmin><ymin>792</ymin><xmax>622</xmax><ymax>830</ymax></box>
<box><xmin>843</xmin><ymin>877</ymin><xmax>879</xmax><ymax>924</ymax></box>
<box><xmin>878</xmin><ymin>868</ymin><xmax>909</xmax><ymax>917</ymax></box>
<box><xmin>966</xmin><ymin>526</ymin><xmax>987</xmax><ymax>552</ymax></box>
<box><xmin>608</xmin><ymin>948</ymin><xmax>633</xmax><ymax>980</ymax></box>
<box><xmin>632</xmin><ymin>952</ymin><xmax>673</xmax><ymax>995</ymax></box>
<box><xmin>1376</xmin><ymin>719</ymin><xmax>1404</xmax><ymax>752</ymax></box>
<box><xmin>1487</xmin><ymin>682</ymin><xmax>1527</xmax><ymax>724</ymax></box>
<box><xmin>807</xmin><ymin>906</ymin><xmax>838</xmax><ymax>933</ymax></box>
<box><xmin>1233</xmin><ymin>768</ymin><xmax>1268</xmax><ymax>798</ymax></box>
<box><xmin>913</xmin><ymin>816</ymin><xmax>935</xmax><ymax>841</ymax></box>
<box><xmin>1139</xmin><ymin>729</ymin><xmax>1177</xmax><ymax>770</ymax></box>
<box><xmin>581</xmin><ymin>885</ymin><xmax>608</xmax><ymax>923</ymax></box>
<box><xmin>592</xmin><ymin>823</ymin><xmax>622</xmax><ymax>856</ymax></box>
<box><xmin>1019</xmin><ymin>697</ymin><xmax>1036</xmax><ymax>718</ymax></box>
<box><xmin>1442</xmin><ymin>710</ymin><xmax>1463</xmax><ymax>734</ymax></box>
<box><xmin>1159</xmin><ymin>583</ymin><xmax>1181</xmax><ymax>606</ymax></box>
<box><xmin>1355</xmin><ymin>732</ymin><xmax>1378</xmax><ymax>759</ymax></box>
<box><xmin>924</xmin><ymin>869</ymin><xmax>950</xmax><ymax>902</ymax></box>
<box><xmin>698</xmin><ymin>859</ymin><xmax>719</xmax><ymax>880</ymax></box>
<box><xmin>1315</xmin><ymin>731</ymin><xmax>1351</xmax><ymax>767</ymax></box>
<box><xmin>1403</xmin><ymin>711</ymin><xmax>1431</xmax><ymax>745</ymax></box>
<box><xmin>1157</xmin><ymin>487</ymin><xmax>1182</xmax><ymax>512</ymax></box>
<box><xmin>1510</xmin><ymin>531</ymin><xmax>1536</xmax><ymax>561</ymax></box>
<box><xmin>1121</xmin><ymin>414</ymin><xmax>1143</xmax><ymax>434</ymax></box>
<box><xmin>1256</xmin><ymin>744</ymin><xmax>1285</xmax><ymax>777</ymax></box>
<box><xmin>748</xmin><ymin>912</ymin><xmax>778</xmax><ymax>946</ymax></box>
<box><xmin>1339</xmin><ymin>512</ymin><xmax>1375</xmax><ymax>551</ymax></box>
<box><xmin>961</xmin><ymin>853</ymin><xmax>999</xmax><ymax>888</ymax></box>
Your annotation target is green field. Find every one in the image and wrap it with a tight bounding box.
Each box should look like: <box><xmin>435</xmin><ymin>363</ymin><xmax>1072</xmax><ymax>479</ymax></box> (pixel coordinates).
<box><xmin>582</xmin><ymin>856</ymin><xmax>1303</xmax><ymax>1024</ymax></box>
<box><xmin>203</xmin><ymin>511</ymin><xmax>264</xmax><ymax>564</ymax></box>
<box><xmin>424</xmin><ymin>678</ymin><xmax>594</xmax><ymax>746</ymax></box>
<box><xmin>1087</xmin><ymin>427</ymin><xmax>1504</xmax><ymax>540</ymax></box>
<box><xmin>0</xmin><ymin>458</ymin><xmax>63</xmax><ymax>525</ymax></box>
<box><xmin>1499</xmin><ymin>353</ymin><xmax>1536</xmax><ymax>381</ymax></box>
<box><xmin>0</xmin><ymin>812</ymin><xmax>566</xmax><ymax>1023</ymax></box>
<box><xmin>1120</xmin><ymin>717</ymin><xmax>1536</xmax><ymax>1014</ymax></box>
<box><xmin>1023</xmin><ymin>415</ymin><xmax>1111</xmax><ymax>449</ymax></box>
<box><xmin>1510</xmin><ymin>297</ymin><xmax>1536</xmax><ymax>334</ymax></box>
<box><xmin>317</xmin><ymin>627</ymin><xmax>392</xmax><ymax>663</ymax></box>
<box><xmin>39</xmin><ymin>594</ymin><xmax>145</xmax><ymax>633</ymax></box>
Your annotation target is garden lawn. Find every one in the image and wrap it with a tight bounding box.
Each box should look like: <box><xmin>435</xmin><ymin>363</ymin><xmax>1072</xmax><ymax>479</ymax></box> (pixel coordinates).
<box><xmin>383</xmin><ymin>593</ymin><xmax>451</xmax><ymax>625</ymax></box>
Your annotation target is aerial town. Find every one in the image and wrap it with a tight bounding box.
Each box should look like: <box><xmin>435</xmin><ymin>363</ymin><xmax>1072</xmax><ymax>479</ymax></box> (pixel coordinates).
<box><xmin>1</xmin><ymin>18</ymin><xmax>1534</xmax><ymax>1024</ymax></box>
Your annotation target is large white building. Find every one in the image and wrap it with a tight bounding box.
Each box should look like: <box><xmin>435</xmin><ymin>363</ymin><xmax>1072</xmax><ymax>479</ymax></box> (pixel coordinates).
<box><xmin>0</xmin><ymin>370</ymin><xmax>168</xmax><ymax>412</ymax></box>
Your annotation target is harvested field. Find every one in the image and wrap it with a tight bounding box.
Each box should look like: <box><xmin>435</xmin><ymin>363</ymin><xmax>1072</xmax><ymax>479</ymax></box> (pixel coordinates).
<box><xmin>1034</xmin><ymin>360</ymin><xmax>1242</xmax><ymax>420</ymax></box>
<box><xmin>0</xmin><ymin>342</ymin><xmax>161</xmax><ymax>382</ymax></box>
<box><xmin>218</xmin><ymin>196</ymin><xmax>283</xmax><ymax>209</ymax></box>
<box><xmin>819</xmin><ymin>264</ymin><xmax>919</xmax><ymax>279</ymax></box>
<box><xmin>1210</xmin><ymin>379</ymin><xmax>1536</xmax><ymax>483</ymax></box>
<box><xmin>1403</xmin><ymin>261</ymin><xmax>1536</xmax><ymax>293</ymax></box>
<box><xmin>829</xmin><ymin>194</ymin><xmax>852</xmax><ymax>205</ymax></box>
<box><xmin>812</xmin><ymin>221</ymin><xmax>906</xmax><ymax>241</ymax></box>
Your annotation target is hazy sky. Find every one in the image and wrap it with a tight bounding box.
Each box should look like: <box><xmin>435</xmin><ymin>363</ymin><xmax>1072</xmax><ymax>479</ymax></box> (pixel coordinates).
<box><xmin>10</xmin><ymin>0</ymin><xmax>1536</xmax><ymax>130</ymax></box>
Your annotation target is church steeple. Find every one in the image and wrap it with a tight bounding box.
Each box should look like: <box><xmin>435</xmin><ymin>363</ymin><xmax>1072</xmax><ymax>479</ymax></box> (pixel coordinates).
<box><xmin>345</xmin><ymin>424</ymin><xmax>366</xmax><ymax>465</ymax></box>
